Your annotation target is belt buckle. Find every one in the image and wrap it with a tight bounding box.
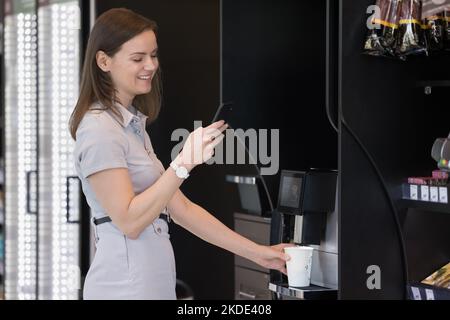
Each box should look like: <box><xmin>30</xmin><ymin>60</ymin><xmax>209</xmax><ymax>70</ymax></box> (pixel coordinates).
<box><xmin>162</xmin><ymin>207</ymin><xmax>171</xmax><ymax>223</ymax></box>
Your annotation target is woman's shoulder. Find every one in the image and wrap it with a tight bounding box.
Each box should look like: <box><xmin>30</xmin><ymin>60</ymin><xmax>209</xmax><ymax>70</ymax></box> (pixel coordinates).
<box><xmin>79</xmin><ymin>103</ymin><xmax>118</xmax><ymax>129</ymax></box>
<box><xmin>76</xmin><ymin>103</ymin><xmax>123</xmax><ymax>139</ymax></box>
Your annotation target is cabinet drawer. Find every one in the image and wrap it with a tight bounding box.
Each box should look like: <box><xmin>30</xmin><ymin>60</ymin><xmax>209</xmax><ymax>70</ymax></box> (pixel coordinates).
<box><xmin>234</xmin><ymin>217</ymin><xmax>271</xmax><ymax>272</ymax></box>
<box><xmin>235</xmin><ymin>255</ymin><xmax>268</xmax><ymax>273</ymax></box>
<box><xmin>234</xmin><ymin>219</ymin><xmax>271</xmax><ymax>245</ymax></box>
<box><xmin>234</xmin><ymin>267</ymin><xmax>271</xmax><ymax>300</ymax></box>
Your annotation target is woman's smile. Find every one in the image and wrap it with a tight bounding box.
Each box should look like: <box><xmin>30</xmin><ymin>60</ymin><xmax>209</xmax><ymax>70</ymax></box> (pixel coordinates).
<box><xmin>137</xmin><ymin>74</ymin><xmax>152</xmax><ymax>80</ymax></box>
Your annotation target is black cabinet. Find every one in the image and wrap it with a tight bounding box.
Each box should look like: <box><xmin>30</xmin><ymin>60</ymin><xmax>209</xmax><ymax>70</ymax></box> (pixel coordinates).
<box><xmin>234</xmin><ymin>213</ymin><xmax>272</xmax><ymax>300</ymax></box>
<box><xmin>224</xmin><ymin>0</ymin><xmax>450</xmax><ymax>299</ymax></box>
<box><xmin>339</xmin><ymin>0</ymin><xmax>450</xmax><ymax>299</ymax></box>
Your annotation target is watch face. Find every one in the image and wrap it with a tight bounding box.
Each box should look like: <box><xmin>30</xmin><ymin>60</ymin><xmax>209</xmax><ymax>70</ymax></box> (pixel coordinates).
<box><xmin>177</xmin><ymin>166</ymin><xmax>188</xmax><ymax>178</ymax></box>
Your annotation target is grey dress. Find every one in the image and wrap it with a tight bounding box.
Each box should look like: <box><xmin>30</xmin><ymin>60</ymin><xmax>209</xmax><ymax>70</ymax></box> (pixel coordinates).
<box><xmin>73</xmin><ymin>102</ymin><xmax>176</xmax><ymax>300</ymax></box>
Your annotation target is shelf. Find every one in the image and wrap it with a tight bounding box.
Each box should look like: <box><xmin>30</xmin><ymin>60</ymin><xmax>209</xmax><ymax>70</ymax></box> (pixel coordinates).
<box><xmin>400</xmin><ymin>199</ymin><xmax>450</xmax><ymax>214</ymax></box>
<box><xmin>408</xmin><ymin>283</ymin><xmax>450</xmax><ymax>300</ymax></box>
<box><xmin>416</xmin><ymin>80</ymin><xmax>450</xmax><ymax>88</ymax></box>
<box><xmin>268</xmin><ymin>282</ymin><xmax>337</xmax><ymax>300</ymax></box>
<box><xmin>401</xmin><ymin>183</ymin><xmax>450</xmax><ymax>214</ymax></box>
<box><xmin>415</xmin><ymin>80</ymin><xmax>450</xmax><ymax>95</ymax></box>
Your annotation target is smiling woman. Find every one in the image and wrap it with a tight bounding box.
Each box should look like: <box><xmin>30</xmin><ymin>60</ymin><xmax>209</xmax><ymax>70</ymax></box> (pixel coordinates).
<box><xmin>69</xmin><ymin>7</ymin><xmax>292</xmax><ymax>300</ymax></box>
<box><xmin>69</xmin><ymin>8</ymin><xmax>162</xmax><ymax>139</ymax></box>
<box><xmin>95</xmin><ymin>30</ymin><xmax>159</xmax><ymax>108</ymax></box>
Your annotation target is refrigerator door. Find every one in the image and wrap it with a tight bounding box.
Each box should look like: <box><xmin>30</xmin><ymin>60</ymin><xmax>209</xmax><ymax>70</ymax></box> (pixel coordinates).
<box><xmin>4</xmin><ymin>0</ymin><xmax>82</xmax><ymax>300</ymax></box>
<box><xmin>4</xmin><ymin>0</ymin><xmax>39</xmax><ymax>300</ymax></box>
<box><xmin>37</xmin><ymin>0</ymin><xmax>81</xmax><ymax>300</ymax></box>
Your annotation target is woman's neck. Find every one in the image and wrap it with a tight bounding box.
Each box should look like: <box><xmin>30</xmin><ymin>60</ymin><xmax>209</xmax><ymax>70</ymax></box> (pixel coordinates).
<box><xmin>115</xmin><ymin>93</ymin><xmax>134</xmax><ymax>110</ymax></box>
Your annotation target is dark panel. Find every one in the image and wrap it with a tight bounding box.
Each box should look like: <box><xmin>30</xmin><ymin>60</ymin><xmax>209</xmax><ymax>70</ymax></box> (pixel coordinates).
<box><xmin>340</xmin><ymin>127</ymin><xmax>406</xmax><ymax>299</ymax></box>
<box><xmin>95</xmin><ymin>0</ymin><xmax>337</xmax><ymax>299</ymax></box>
<box><xmin>403</xmin><ymin>210</ymin><xmax>450</xmax><ymax>283</ymax></box>
<box><xmin>339</xmin><ymin>0</ymin><xmax>450</xmax><ymax>299</ymax></box>
<box><xmin>222</xmin><ymin>0</ymin><xmax>336</xmax><ymax>209</ymax></box>
<box><xmin>340</xmin><ymin>0</ymin><xmax>411</xmax><ymax>300</ymax></box>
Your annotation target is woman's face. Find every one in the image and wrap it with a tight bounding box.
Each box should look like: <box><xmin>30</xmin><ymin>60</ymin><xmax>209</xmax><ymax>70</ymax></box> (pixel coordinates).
<box><xmin>99</xmin><ymin>30</ymin><xmax>159</xmax><ymax>107</ymax></box>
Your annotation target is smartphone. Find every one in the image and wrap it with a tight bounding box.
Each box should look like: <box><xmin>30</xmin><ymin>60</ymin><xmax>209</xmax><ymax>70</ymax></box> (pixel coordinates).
<box><xmin>211</xmin><ymin>102</ymin><xmax>234</xmax><ymax>126</ymax></box>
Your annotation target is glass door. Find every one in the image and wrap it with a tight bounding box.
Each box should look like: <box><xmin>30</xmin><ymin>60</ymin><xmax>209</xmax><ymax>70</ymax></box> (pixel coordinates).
<box><xmin>4</xmin><ymin>0</ymin><xmax>39</xmax><ymax>300</ymax></box>
<box><xmin>37</xmin><ymin>0</ymin><xmax>81</xmax><ymax>300</ymax></box>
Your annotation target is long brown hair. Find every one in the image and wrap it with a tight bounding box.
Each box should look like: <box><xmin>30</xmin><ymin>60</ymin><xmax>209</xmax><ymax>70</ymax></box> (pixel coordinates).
<box><xmin>69</xmin><ymin>8</ymin><xmax>162</xmax><ymax>140</ymax></box>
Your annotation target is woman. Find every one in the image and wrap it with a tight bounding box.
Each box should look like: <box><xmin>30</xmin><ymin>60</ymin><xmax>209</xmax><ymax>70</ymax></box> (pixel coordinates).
<box><xmin>70</xmin><ymin>8</ymin><xmax>291</xmax><ymax>300</ymax></box>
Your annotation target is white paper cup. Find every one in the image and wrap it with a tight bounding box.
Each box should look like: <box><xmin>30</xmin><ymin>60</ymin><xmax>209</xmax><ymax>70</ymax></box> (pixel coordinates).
<box><xmin>284</xmin><ymin>246</ymin><xmax>314</xmax><ymax>287</ymax></box>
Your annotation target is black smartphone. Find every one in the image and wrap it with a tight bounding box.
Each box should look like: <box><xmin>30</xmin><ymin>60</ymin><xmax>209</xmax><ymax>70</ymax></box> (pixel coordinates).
<box><xmin>211</xmin><ymin>102</ymin><xmax>234</xmax><ymax>126</ymax></box>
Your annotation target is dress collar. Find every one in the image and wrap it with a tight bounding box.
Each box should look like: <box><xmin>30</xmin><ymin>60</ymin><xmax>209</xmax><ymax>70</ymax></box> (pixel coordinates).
<box><xmin>106</xmin><ymin>102</ymin><xmax>148</xmax><ymax>128</ymax></box>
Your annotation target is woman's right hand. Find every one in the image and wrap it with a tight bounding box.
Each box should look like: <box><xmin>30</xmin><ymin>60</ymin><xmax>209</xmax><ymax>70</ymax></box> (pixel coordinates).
<box><xmin>175</xmin><ymin>120</ymin><xmax>228</xmax><ymax>172</ymax></box>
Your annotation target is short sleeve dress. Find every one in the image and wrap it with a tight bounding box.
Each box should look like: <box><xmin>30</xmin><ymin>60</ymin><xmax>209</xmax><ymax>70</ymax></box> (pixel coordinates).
<box><xmin>73</xmin><ymin>102</ymin><xmax>176</xmax><ymax>300</ymax></box>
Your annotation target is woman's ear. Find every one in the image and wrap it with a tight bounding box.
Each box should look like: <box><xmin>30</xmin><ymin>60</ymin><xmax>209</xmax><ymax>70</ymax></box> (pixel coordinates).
<box><xmin>96</xmin><ymin>50</ymin><xmax>111</xmax><ymax>72</ymax></box>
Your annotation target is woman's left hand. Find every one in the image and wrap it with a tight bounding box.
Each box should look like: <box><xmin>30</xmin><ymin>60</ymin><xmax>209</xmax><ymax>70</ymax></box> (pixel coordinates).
<box><xmin>251</xmin><ymin>243</ymin><xmax>296</xmax><ymax>275</ymax></box>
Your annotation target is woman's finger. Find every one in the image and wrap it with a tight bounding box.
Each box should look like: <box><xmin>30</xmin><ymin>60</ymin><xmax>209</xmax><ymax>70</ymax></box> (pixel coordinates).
<box><xmin>278</xmin><ymin>243</ymin><xmax>297</xmax><ymax>250</ymax></box>
<box><xmin>209</xmin><ymin>133</ymin><xmax>225</xmax><ymax>148</ymax></box>
<box><xmin>218</xmin><ymin>123</ymin><xmax>228</xmax><ymax>132</ymax></box>
<box><xmin>206</xmin><ymin>120</ymin><xmax>225</xmax><ymax>130</ymax></box>
<box><xmin>204</xmin><ymin>124</ymin><xmax>228</xmax><ymax>140</ymax></box>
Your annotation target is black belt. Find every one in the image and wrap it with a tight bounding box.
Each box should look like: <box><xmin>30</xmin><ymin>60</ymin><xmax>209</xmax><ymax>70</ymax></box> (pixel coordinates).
<box><xmin>93</xmin><ymin>213</ymin><xmax>170</xmax><ymax>225</ymax></box>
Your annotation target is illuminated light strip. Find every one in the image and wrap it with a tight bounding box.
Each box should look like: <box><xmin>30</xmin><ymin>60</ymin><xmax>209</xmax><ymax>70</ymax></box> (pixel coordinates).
<box><xmin>38</xmin><ymin>4</ymin><xmax>53</xmax><ymax>300</ymax></box>
<box><xmin>38</xmin><ymin>1</ymin><xmax>81</xmax><ymax>300</ymax></box>
<box><xmin>6</xmin><ymin>0</ymin><xmax>81</xmax><ymax>300</ymax></box>
<box><xmin>4</xmin><ymin>13</ymin><xmax>18</xmax><ymax>300</ymax></box>
<box><xmin>5</xmin><ymin>11</ymin><xmax>39</xmax><ymax>300</ymax></box>
<box><xmin>19</xmin><ymin>13</ymin><xmax>36</xmax><ymax>299</ymax></box>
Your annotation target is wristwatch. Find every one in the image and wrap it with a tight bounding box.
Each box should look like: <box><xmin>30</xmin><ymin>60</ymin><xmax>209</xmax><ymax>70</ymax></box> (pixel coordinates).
<box><xmin>170</xmin><ymin>161</ymin><xmax>190</xmax><ymax>179</ymax></box>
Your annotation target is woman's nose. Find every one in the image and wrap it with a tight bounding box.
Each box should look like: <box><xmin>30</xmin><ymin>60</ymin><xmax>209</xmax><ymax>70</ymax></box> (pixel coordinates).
<box><xmin>144</xmin><ymin>58</ymin><xmax>156</xmax><ymax>71</ymax></box>
<box><xmin>144</xmin><ymin>64</ymin><xmax>154</xmax><ymax>71</ymax></box>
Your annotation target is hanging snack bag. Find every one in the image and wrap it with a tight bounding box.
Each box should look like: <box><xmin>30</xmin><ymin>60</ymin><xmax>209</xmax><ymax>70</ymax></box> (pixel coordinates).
<box><xmin>422</xmin><ymin>11</ymin><xmax>444</xmax><ymax>52</ymax></box>
<box><xmin>443</xmin><ymin>9</ymin><xmax>450</xmax><ymax>50</ymax></box>
<box><xmin>364</xmin><ymin>0</ymin><xmax>402</xmax><ymax>57</ymax></box>
<box><xmin>396</xmin><ymin>0</ymin><xmax>428</xmax><ymax>58</ymax></box>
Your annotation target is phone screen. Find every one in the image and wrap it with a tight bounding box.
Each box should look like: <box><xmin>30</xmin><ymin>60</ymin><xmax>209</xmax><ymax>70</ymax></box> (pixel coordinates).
<box><xmin>211</xmin><ymin>102</ymin><xmax>234</xmax><ymax>127</ymax></box>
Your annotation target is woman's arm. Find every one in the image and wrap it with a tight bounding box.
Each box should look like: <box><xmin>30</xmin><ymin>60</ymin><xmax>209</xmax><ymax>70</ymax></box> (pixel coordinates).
<box><xmin>168</xmin><ymin>190</ymin><xmax>291</xmax><ymax>273</ymax></box>
<box><xmin>87</xmin><ymin>120</ymin><xmax>227</xmax><ymax>239</ymax></box>
<box><xmin>88</xmin><ymin>165</ymin><xmax>185</xmax><ymax>239</ymax></box>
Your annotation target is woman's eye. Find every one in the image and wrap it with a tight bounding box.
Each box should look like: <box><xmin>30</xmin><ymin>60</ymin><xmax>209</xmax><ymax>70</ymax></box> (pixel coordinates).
<box><xmin>151</xmin><ymin>54</ymin><xmax>158</xmax><ymax>59</ymax></box>
<box><xmin>133</xmin><ymin>59</ymin><xmax>143</xmax><ymax>62</ymax></box>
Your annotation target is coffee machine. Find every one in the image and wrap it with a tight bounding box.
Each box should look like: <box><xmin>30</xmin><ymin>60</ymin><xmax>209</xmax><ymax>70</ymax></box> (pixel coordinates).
<box><xmin>269</xmin><ymin>169</ymin><xmax>338</xmax><ymax>298</ymax></box>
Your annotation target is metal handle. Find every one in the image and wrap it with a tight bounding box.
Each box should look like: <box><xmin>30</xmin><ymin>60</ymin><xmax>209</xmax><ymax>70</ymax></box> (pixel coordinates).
<box><xmin>26</xmin><ymin>170</ymin><xmax>37</xmax><ymax>215</ymax></box>
<box><xmin>238</xmin><ymin>290</ymin><xmax>257</xmax><ymax>299</ymax></box>
<box><xmin>66</xmin><ymin>176</ymin><xmax>80</xmax><ymax>224</ymax></box>
<box><xmin>225</xmin><ymin>175</ymin><xmax>256</xmax><ymax>185</ymax></box>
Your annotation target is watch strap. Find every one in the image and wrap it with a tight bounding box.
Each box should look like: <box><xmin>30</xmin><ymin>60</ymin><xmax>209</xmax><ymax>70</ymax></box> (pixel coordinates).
<box><xmin>170</xmin><ymin>161</ymin><xmax>189</xmax><ymax>179</ymax></box>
